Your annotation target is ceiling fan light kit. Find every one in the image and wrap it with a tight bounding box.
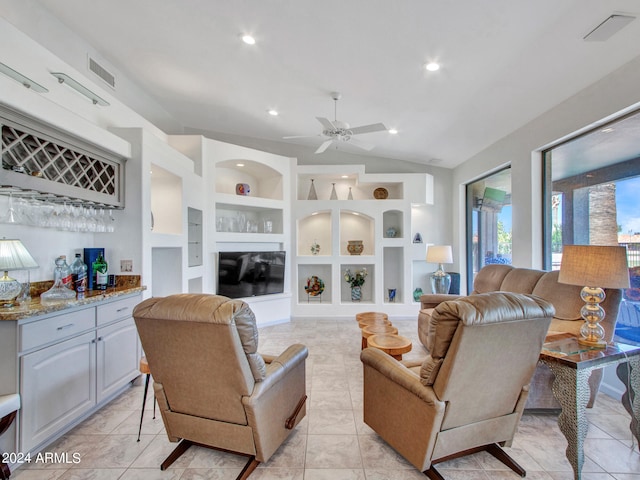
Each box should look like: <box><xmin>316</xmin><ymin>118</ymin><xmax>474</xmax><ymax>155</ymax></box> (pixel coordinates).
<box><xmin>284</xmin><ymin>92</ymin><xmax>387</xmax><ymax>154</ymax></box>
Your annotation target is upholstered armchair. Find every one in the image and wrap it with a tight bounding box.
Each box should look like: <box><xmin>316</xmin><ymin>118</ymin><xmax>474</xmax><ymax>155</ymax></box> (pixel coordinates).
<box><xmin>133</xmin><ymin>294</ymin><xmax>308</xmax><ymax>479</ymax></box>
<box><xmin>0</xmin><ymin>394</ymin><xmax>20</xmax><ymax>479</ymax></box>
<box><xmin>362</xmin><ymin>292</ymin><xmax>554</xmax><ymax>479</ymax></box>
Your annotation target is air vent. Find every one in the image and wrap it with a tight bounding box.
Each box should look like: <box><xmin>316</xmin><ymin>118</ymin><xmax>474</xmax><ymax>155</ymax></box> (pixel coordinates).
<box><xmin>88</xmin><ymin>56</ymin><xmax>116</xmax><ymax>89</ymax></box>
<box><xmin>584</xmin><ymin>14</ymin><xmax>635</xmax><ymax>41</ymax></box>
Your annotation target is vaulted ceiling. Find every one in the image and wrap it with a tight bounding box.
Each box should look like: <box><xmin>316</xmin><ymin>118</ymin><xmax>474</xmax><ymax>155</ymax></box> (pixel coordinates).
<box><xmin>32</xmin><ymin>0</ymin><xmax>640</xmax><ymax>168</ymax></box>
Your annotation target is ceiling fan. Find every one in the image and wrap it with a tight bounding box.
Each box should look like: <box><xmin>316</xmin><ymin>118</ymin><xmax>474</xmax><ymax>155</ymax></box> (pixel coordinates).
<box><xmin>284</xmin><ymin>92</ymin><xmax>387</xmax><ymax>154</ymax></box>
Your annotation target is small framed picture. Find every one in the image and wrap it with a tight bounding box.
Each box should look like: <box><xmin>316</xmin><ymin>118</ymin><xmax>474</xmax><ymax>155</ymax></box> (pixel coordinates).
<box><xmin>413</xmin><ymin>233</ymin><xmax>423</xmax><ymax>244</ymax></box>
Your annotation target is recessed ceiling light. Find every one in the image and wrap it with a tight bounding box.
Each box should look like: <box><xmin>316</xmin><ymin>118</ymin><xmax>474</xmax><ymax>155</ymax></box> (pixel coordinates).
<box><xmin>242</xmin><ymin>35</ymin><xmax>256</xmax><ymax>45</ymax></box>
<box><xmin>388</xmin><ymin>128</ymin><xmax>398</xmax><ymax>135</ymax></box>
<box><xmin>425</xmin><ymin>62</ymin><xmax>440</xmax><ymax>72</ymax></box>
<box><xmin>236</xmin><ymin>163</ymin><xmax>245</xmax><ymax>167</ymax></box>
<box><xmin>268</xmin><ymin>109</ymin><xmax>279</xmax><ymax>116</ymax></box>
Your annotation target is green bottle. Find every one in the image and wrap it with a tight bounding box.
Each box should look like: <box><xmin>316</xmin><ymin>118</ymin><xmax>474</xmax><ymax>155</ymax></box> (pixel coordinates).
<box><xmin>92</xmin><ymin>253</ymin><xmax>108</xmax><ymax>290</ymax></box>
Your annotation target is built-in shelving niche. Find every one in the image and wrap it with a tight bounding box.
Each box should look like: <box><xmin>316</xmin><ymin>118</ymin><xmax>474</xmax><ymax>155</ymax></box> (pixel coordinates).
<box><xmin>339</xmin><ymin>210</ymin><xmax>374</xmax><ymax>256</ymax></box>
<box><xmin>150</xmin><ymin>164</ymin><xmax>182</xmax><ymax>235</ymax></box>
<box><xmin>298</xmin><ymin>211</ymin><xmax>332</xmax><ymax>256</ymax></box>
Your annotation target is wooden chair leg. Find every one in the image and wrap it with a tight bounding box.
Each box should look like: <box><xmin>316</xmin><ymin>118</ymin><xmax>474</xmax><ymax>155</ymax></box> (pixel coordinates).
<box><xmin>425</xmin><ymin>443</ymin><xmax>525</xmax><ymax>479</ymax></box>
<box><xmin>161</xmin><ymin>439</ymin><xmax>193</xmax><ymax>470</ymax></box>
<box><xmin>486</xmin><ymin>443</ymin><xmax>525</xmax><ymax>477</ymax></box>
<box><xmin>423</xmin><ymin>465</ymin><xmax>445</xmax><ymax>480</ymax></box>
<box><xmin>1</xmin><ymin>461</ymin><xmax>11</xmax><ymax>480</ymax></box>
<box><xmin>237</xmin><ymin>456</ymin><xmax>260</xmax><ymax>480</ymax></box>
<box><xmin>0</xmin><ymin>411</ymin><xmax>17</xmax><ymax>480</ymax></box>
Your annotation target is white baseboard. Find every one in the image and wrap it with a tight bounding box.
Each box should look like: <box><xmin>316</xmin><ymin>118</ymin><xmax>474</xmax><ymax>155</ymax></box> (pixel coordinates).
<box><xmin>600</xmin><ymin>364</ymin><xmax>625</xmax><ymax>400</ymax></box>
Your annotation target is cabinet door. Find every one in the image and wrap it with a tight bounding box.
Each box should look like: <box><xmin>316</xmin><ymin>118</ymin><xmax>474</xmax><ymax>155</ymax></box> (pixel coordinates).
<box><xmin>96</xmin><ymin>318</ymin><xmax>139</xmax><ymax>403</ymax></box>
<box><xmin>20</xmin><ymin>331</ymin><xmax>96</xmax><ymax>452</ymax></box>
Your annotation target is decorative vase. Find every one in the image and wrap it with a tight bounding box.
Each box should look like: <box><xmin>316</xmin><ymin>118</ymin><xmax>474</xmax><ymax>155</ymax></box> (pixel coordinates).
<box><xmin>330</xmin><ymin>182</ymin><xmax>338</xmax><ymax>200</ymax></box>
<box><xmin>348</xmin><ymin>187</ymin><xmax>353</xmax><ymax>200</ymax></box>
<box><xmin>351</xmin><ymin>286</ymin><xmax>362</xmax><ymax>302</ymax></box>
<box><xmin>413</xmin><ymin>287</ymin><xmax>423</xmax><ymax>302</ymax></box>
<box><xmin>311</xmin><ymin>240</ymin><xmax>320</xmax><ymax>255</ymax></box>
<box><xmin>307</xmin><ymin>179</ymin><xmax>318</xmax><ymax>200</ymax></box>
<box><xmin>235</xmin><ymin>183</ymin><xmax>250</xmax><ymax>196</ymax></box>
<box><xmin>347</xmin><ymin>240</ymin><xmax>364</xmax><ymax>255</ymax></box>
<box><xmin>388</xmin><ymin>288</ymin><xmax>396</xmax><ymax>302</ymax></box>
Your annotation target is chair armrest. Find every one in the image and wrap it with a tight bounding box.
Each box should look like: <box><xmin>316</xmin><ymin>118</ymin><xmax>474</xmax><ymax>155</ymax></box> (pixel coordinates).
<box><xmin>248</xmin><ymin>344</ymin><xmax>308</xmax><ymax>398</ymax></box>
<box><xmin>243</xmin><ymin>344</ymin><xmax>308</xmax><ymax>461</ymax></box>
<box><xmin>420</xmin><ymin>293</ymin><xmax>463</xmax><ymax>310</ymax></box>
<box><xmin>361</xmin><ymin>348</ymin><xmax>441</xmax><ymax>407</ymax></box>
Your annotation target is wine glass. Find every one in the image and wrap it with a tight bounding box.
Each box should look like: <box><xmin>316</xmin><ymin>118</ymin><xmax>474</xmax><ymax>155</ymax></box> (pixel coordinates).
<box><xmin>107</xmin><ymin>209</ymin><xmax>115</xmax><ymax>233</ymax></box>
<box><xmin>0</xmin><ymin>192</ymin><xmax>24</xmax><ymax>224</ymax></box>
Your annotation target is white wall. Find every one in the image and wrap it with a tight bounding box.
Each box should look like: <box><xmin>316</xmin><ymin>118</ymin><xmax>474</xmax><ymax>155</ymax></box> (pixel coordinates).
<box><xmin>452</xmin><ymin>54</ymin><xmax>640</xmax><ymax>293</ymax></box>
<box><xmin>0</xmin><ymin>0</ymin><xmax>182</xmax><ymax>135</ymax></box>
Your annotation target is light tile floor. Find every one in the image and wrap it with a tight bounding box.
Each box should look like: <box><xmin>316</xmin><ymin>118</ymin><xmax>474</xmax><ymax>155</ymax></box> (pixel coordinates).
<box><xmin>11</xmin><ymin>317</ymin><xmax>640</xmax><ymax>480</ymax></box>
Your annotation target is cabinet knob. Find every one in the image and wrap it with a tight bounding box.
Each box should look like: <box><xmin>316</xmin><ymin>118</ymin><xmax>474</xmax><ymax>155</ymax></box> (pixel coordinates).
<box><xmin>97</xmin><ymin>336</ymin><xmax>103</xmax><ymax>341</ymax></box>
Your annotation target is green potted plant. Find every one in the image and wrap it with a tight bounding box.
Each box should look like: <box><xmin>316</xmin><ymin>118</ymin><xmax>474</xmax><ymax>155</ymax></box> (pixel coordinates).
<box><xmin>344</xmin><ymin>267</ymin><xmax>368</xmax><ymax>301</ymax></box>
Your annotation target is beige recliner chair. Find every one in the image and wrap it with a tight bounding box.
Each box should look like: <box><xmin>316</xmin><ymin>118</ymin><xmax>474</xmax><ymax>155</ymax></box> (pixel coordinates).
<box><xmin>133</xmin><ymin>294</ymin><xmax>308</xmax><ymax>479</ymax></box>
<box><xmin>362</xmin><ymin>292</ymin><xmax>554</xmax><ymax>479</ymax></box>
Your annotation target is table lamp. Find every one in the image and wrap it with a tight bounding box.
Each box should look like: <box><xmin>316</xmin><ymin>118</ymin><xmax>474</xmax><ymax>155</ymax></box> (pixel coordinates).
<box><xmin>558</xmin><ymin>245</ymin><xmax>629</xmax><ymax>348</ymax></box>
<box><xmin>0</xmin><ymin>238</ymin><xmax>39</xmax><ymax>307</ymax></box>
<box><xmin>427</xmin><ymin>245</ymin><xmax>453</xmax><ymax>294</ymax></box>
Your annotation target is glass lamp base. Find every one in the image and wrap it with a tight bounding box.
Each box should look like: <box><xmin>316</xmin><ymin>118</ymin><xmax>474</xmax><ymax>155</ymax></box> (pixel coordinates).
<box><xmin>577</xmin><ymin>337</ymin><xmax>607</xmax><ymax>348</ymax></box>
<box><xmin>430</xmin><ymin>267</ymin><xmax>451</xmax><ymax>294</ymax></box>
<box><xmin>0</xmin><ymin>274</ymin><xmax>22</xmax><ymax>307</ymax></box>
<box><xmin>578</xmin><ymin>286</ymin><xmax>607</xmax><ymax>349</ymax></box>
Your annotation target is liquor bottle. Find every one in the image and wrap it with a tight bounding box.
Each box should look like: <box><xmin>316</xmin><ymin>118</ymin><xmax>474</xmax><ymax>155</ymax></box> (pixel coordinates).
<box><xmin>70</xmin><ymin>253</ymin><xmax>88</xmax><ymax>297</ymax></box>
<box><xmin>92</xmin><ymin>253</ymin><xmax>108</xmax><ymax>290</ymax></box>
<box><xmin>59</xmin><ymin>255</ymin><xmax>73</xmax><ymax>288</ymax></box>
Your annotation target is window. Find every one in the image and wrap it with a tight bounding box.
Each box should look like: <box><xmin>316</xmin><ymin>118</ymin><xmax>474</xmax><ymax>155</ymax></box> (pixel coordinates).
<box><xmin>543</xmin><ymin>109</ymin><xmax>640</xmax><ymax>344</ymax></box>
<box><xmin>466</xmin><ymin>167</ymin><xmax>512</xmax><ymax>291</ymax></box>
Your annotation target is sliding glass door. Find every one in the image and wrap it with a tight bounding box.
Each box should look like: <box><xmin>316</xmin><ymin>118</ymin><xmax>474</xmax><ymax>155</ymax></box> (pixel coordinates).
<box><xmin>465</xmin><ymin>167</ymin><xmax>512</xmax><ymax>291</ymax></box>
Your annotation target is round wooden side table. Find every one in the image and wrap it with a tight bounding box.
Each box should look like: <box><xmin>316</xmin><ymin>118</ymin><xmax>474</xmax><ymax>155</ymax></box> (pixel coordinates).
<box><xmin>361</xmin><ymin>324</ymin><xmax>398</xmax><ymax>349</ymax></box>
<box><xmin>367</xmin><ymin>334</ymin><xmax>412</xmax><ymax>360</ymax></box>
<box><xmin>357</xmin><ymin>317</ymin><xmax>392</xmax><ymax>329</ymax></box>
<box><xmin>355</xmin><ymin>311</ymin><xmax>388</xmax><ymax>323</ymax></box>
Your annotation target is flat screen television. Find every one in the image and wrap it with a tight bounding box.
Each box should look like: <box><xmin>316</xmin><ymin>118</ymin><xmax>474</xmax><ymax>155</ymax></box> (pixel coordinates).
<box><xmin>217</xmin><ymin>251</ymin><xmax>286</xmax><ymax>298</ymax></box>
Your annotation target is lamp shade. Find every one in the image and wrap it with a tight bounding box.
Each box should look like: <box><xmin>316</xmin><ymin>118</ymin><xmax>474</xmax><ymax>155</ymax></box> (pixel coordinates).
<box><xmin>426</xmin><ymin>245</ymin><xmax>453</xmax><ymax>264</ymax></box>
<box><xmin>558</xmin><ymin>245</ymin><xmax>629</xmax><ymax>289</ymax></box>
<box><xmin>0</xmin><ymin>239</ymin><xmax>39</xmax><ymax>271</ymax></box>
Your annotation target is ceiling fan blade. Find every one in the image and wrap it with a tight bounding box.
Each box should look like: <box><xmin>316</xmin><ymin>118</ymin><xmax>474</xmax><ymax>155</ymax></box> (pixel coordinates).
<box><xmin>316</xmin><ymin>117</ymin><xmax>336</xmax><ymax>130</ymax></box>
<box><xmin>349</xmin><ymin>123</ymin><xmax>388</xmax><ymax>135</ymax></box>
<box><xmin>283</xmin><ymin>134</ymin><xmax>321</xmax><ymax>139</ymax></box>
<box><xmin>348</xmin><ymin>137</ymin><xmax>375</xmax><ymax>151</ymax></box>
<box><xmin>315</xmin><ymin>139</ymin><xmax>334</xmax><ymax>154</ymax></box>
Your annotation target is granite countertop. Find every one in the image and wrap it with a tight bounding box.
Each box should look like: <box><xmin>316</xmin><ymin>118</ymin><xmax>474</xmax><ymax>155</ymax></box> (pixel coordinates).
<box><xmin>0</xmin><ymin>282</ymin><xmax>146</xmax><ymax>322</ymax></box>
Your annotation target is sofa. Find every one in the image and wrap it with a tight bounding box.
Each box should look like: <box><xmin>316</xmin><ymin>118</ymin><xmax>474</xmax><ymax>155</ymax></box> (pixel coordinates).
<box><xmin>418</xmin><ymin>264</ymin><xmax>623</xmax><ymax>409</ymax></box>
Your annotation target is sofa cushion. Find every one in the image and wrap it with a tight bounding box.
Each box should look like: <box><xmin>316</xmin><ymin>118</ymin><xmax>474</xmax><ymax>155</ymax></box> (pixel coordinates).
<box><xmin>472</xmin><ymin>264</ymin><xmax>513</xmax><ymax>294</ymax></box>
<box><xmin>499</xmin><ymin>268</ymin><xmax>545</xmax><ymax>294</ymax></box>
<box><xmin>532</xmin><ymin>270</ymin><xmax>583</xmax><ymax>321</ymax></box>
